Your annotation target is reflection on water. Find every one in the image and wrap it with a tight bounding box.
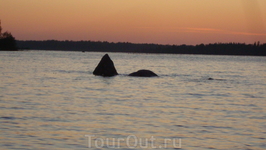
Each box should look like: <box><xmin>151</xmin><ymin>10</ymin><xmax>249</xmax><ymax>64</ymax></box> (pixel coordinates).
<box><xmin>0</xmin><ymin>51</ymin><xmax>265</xmax><ymax>149</ymax></box>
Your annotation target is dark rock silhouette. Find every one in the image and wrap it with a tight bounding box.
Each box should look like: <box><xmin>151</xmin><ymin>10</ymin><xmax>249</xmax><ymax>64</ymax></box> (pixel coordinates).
<box><xmin>93</xmin><ymin>54</ymin><xmax>118</xmax><ymax>77</ymax></box>
<box><xmin>93</xmin><ymin>54</ymin><xmax>158</xmax><ymax>77</ymax></box>
<box><xmin>129</xmin><ymin>69</ymin><xmax>158</xmax><ymax>77</ymax></box>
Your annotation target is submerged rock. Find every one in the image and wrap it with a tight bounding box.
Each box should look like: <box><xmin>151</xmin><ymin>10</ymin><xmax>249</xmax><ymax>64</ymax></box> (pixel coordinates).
<box><xmin>93</xmin><ymin>54</ymin><xmax>118</xmax><ymax>77</ymax></box>
<box><xmin>128</xmin><ymin>69</ymin><xmax>158</xmax><ymax>77</ymax></box>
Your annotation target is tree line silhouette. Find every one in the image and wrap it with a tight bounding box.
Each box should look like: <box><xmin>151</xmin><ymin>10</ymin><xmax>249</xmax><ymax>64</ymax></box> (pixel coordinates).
<box><xmin>0</xmin><ymin>21</ymin><xmax>17</xmax><ymax>50</ymax></box>
<box><xmin>1</xmin><ymin>20</ymin><xmax>264</xmax><ymax>55</ymax></box>
<box><xmin>17</xmin><ymin>40</ymin><xmax>265</xmax><ymax>56</ymax></box>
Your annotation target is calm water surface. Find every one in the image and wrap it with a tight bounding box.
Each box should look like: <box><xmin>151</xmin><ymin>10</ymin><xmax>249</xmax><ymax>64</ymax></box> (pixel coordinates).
<box><xmin>0</xmin><ymin>51</ymin><xmax>265</xmax><ymax>150</ymax></box>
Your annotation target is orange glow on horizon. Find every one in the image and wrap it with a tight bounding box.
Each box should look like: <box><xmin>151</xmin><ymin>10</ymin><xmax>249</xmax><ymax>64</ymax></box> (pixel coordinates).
<box><xmin>1</xmin><ymin>0</ymin><xmax>266</xmax><ymax>45</ymax></box>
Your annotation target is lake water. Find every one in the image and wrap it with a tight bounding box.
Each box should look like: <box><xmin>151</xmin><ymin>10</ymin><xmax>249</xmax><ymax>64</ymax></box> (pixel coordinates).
<box><xmin>0</xmin><ymin>51</ymin><xmax>265</xmax><ymax>150</ymax></box>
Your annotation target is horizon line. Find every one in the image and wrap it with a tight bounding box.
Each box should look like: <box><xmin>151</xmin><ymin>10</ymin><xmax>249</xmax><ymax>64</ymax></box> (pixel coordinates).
<box><xmin>16</xmin><ymin>39</ymin><xmax>265</xmax><ymax>46</ymax></box>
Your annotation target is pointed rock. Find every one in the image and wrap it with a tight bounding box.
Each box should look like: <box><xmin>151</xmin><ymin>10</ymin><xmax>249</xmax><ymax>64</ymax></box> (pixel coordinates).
<box><xmin>93</xmin><ymin>54</ymin><xmax>118</xmax><ymax>77</ymax></box>
<box><xmin>128</xmin><ymin>69</ymin><xmax>158</xmax><ymax>77</ymax></box>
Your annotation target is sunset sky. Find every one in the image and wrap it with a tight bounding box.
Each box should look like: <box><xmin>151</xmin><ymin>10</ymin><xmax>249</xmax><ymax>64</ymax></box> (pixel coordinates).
<box><xmin>1</xmin><ymin>0</ymin><xmax>266</xmax><ymax>45</ymax></box>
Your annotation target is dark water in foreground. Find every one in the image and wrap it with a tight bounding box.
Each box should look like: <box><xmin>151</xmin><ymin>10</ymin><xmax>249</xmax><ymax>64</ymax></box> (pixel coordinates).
<box><xmin>0</xmin><ymin>51</ymin><xmax>265</xmax><ymax>150</ymax></box>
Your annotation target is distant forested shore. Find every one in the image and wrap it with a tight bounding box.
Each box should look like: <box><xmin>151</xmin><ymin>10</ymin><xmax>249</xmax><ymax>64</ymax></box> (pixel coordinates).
<box><xmin>16</xmin><ymin>40</ymin><xmax>266</xmax><ymax>56</ymax></box>
<box><xmin>0</xmin><ymin>21</ymin><xmax>17</xmax><ymax>51</ymax></box>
